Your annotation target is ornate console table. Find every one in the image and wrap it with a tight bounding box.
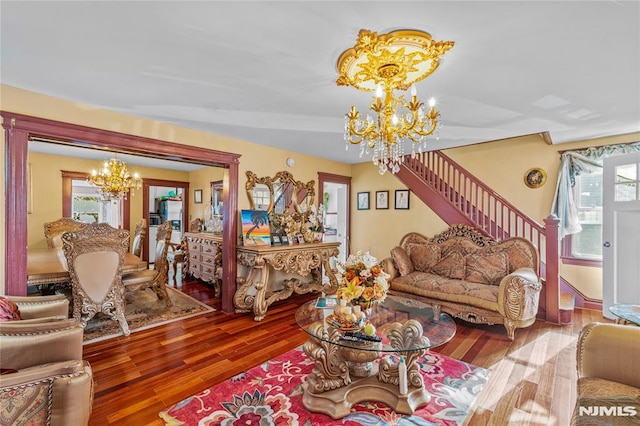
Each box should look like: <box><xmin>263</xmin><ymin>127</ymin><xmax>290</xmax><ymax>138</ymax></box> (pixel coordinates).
<box><xmin>234</xmin><ymin>241</ymin><xmax>340</xmax><ymax>321</ymax></box>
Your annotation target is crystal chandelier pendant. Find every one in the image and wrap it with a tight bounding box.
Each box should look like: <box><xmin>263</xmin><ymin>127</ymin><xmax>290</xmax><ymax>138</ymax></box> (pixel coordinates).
<box><xmin>337</xmin><ymin>28</ymin><xmax>453</xmax><ymax>175</ymax></box>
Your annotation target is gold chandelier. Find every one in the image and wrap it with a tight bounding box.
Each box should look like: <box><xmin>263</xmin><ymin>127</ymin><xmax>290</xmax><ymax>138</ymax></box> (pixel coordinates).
<box><xmin>337</xmin><ymin>29</ymin><xmax>454</xmax><ymax>174</ymax></box>
<box><xmin>87</xmin><ymin>155</ymin><xmax>142</xmax><ymax>200</ymax></box>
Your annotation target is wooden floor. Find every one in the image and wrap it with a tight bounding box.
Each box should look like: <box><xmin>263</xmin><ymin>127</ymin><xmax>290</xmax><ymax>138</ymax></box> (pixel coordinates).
<box><xmin>84</xmin><ymin>279</ymin><xmax>611</xmax><ymax>425</ymax></box>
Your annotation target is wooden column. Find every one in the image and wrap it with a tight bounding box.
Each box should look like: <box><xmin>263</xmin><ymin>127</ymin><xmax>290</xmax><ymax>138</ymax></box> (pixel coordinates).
<box><xmin>544</xmin><ymin>215</ymin><xmax>561</xmax><ymax>324</ymax></box>
<box><xmin>3</xmin><ymin>122</ymin><xmax>29</xmax><ymax>296</ymax></box>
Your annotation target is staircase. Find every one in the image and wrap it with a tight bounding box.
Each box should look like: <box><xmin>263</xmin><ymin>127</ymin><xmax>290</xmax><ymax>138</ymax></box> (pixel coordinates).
<box><xmin>395</xmin><ymin>151</ymin><xmax>562</xmax><ymax>323</ymax></box>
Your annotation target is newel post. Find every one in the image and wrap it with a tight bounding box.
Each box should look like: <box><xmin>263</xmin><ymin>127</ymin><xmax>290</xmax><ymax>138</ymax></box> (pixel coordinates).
<box><xmin>544</xmin><ymin>215</ymin><xmax>561</xmax><ymax>324</ymax></box>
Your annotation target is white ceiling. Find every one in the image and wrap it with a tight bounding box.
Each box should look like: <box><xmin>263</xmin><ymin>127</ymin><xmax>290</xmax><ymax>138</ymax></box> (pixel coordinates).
<box><xmin>2</xmin><ymin>1</ymin><xmax>639</xmax><ymax>168</ymax></box>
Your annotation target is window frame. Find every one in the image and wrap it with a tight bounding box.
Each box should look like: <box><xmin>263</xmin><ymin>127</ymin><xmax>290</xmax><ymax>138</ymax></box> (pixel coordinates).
<box><xmin>561</xmin><ymin>172</ymin><xmax>603</xmax><ymax>267</ymax></box>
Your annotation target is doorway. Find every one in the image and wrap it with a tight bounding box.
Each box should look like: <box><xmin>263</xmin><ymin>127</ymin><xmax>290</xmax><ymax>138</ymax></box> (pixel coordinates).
<box><xmin>318</xmin><ymin>172</ymin><xmax>351</xmax><ymax>265</ymax></box>
<box><xmin>3</xmin><ymin>111</ymin><xmax>240</xmax><ymax>313</ymax></box>
<box><xmin>602</xmin><ymin>151</ymin><xmax>640</xmax><ymax>319</ymax></box>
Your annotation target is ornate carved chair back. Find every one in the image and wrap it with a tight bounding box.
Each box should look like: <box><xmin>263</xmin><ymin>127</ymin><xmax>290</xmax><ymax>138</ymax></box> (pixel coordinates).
<box><xmin>44</xmin><ymin>217</ymin><xmax>88</xmax><ymax>248</ymax></box>
<box><xmin>131</xmin><ymin>218</ymin><xmax>147</xmax><ymax>258</ymax></box>
<box><xmin>154</xmin><ymin>221</ymin><xmax>173</xmax><ymax>274</ymax></box>
<box><xmin>121</xmin><ymin>220</ymin><xmax>174</xmax><ymax>307</ymax></box>
<box><xmin>61</xmin><ymin>222</ymin><xmax>131</xmax><ymax>336</ymax></box>
<box><xmin>189</xmin><ymin>218</ymin><xmax>203</xmax><ymax>232</ymax></box>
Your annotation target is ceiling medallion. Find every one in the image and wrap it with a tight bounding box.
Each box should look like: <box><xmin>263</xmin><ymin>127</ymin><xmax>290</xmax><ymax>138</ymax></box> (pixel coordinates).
<box><xmin>337</xmin><ymin>29</ymin><xmax>454</xmax><ymax>174</ymax></box>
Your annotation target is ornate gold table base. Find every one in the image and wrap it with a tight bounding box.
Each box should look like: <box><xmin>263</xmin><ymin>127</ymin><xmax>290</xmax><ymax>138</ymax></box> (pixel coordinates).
<box><xmin>234</xmin><ymin>242</ymin><xmax>340</xmax><ymax>321</ymax></box>
<box><xmin>302</xmin><ymin>319</ymin><xmax>430</xmax><ymax>419</ymax></box>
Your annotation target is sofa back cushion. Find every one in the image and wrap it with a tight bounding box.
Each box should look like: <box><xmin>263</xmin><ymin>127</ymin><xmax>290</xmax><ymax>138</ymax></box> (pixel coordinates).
<box><xmin>465</xmin><ymin>251</ymin><xmax>509</xmax><ymax>285</ymax></box>
<box><xmin>407</xmin><ymin>243</ymin><xmax>441</xmax><ymax>272</ymax></box>
<box><xmin>431</xmin><ymin>251</ymin><xmax>465</xmax><ymax>280</ymax></box>
<box><xmin>485</xmin><ymin>238</ymin><xmax>538</xmax><ymax>273</ymax></box>
<box><xmin>439</xmin><ymin>237</ymin><xmax>481</xmax><ymax>257</ymax></box>
<box><xmin>391</xmin><ymin>246</ymin><xmax>414</xmax><ymax>276</ymax></box>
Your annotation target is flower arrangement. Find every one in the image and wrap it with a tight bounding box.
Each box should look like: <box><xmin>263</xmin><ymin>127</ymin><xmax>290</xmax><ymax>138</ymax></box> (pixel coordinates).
<box><xmin>336</xmin><ymin>251</ymin><xmax>390</xmax><ymax>307</ymax></box>
<box><xmin>306</xmin><ymin>204</ymin><xmax>324</xmax><ymax>233</ymax></box>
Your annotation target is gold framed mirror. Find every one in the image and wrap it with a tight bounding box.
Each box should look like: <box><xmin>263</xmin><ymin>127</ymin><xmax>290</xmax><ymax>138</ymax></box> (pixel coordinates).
<box><xmin>245</xmin><ymin>171</ymin><xmax>315</xmax><ymax>214</ymax></box>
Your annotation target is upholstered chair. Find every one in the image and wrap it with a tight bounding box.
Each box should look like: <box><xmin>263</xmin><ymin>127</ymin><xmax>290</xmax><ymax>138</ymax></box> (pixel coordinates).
<box><xmin>44</xmin><ymin>217</ymin><xmax>88</xmax><ymax>248</ymax></box>
<box><xmin>62</xmin><ymin>222</ymin><xmax>131</xmax><ymax>335</ymax></box>
<box><xmin>571</xmin><ymin>322</ymin><xmax>640</xmax><ymax>425</ymax></box>
<box><xmin>4</xmin><ymin>293</ymin><xmax>69</xmax><ymax>321</ymax></box>
<box><xmin>122</xmin><ymin>221</ymin><xmax>173</xmax><ymax>306</ymax></box>
<box><xmin>131</xmin><ymin>218</ymin><xmax>147</xmax><ymax>258</ymax></box>
<box><xmin>0</xmin><ymin>297</ymin><xmax>93</xmax><ymax>426</ymax></box>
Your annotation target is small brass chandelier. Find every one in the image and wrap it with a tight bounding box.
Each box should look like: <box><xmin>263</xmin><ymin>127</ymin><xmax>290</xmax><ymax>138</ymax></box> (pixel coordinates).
<box><xmin>87</xmin><ymin>154</ymin><xmax>142</xmax><ymax>200</ymax></box>
<box><xmin>337</xmin><ymin>29</ymin><xmax>454</xmax><ymax>174</ymax></box>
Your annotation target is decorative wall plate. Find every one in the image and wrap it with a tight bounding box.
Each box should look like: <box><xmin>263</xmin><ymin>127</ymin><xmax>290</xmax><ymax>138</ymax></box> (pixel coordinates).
<box><xmin>524</xmin><ymin>168</ymin><xmax>547</xmax><ymax>188</ymax></box>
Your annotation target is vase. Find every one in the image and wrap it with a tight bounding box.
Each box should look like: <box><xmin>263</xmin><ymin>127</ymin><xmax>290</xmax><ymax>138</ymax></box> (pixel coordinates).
<box><xmin>313</xmin><ymin>231</ymin><xmax>323</xmax><ymax>242</ymax></box>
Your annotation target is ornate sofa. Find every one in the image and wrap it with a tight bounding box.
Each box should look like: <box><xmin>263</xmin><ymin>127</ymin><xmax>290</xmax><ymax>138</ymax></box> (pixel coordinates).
<box><xmin>381</xmin><ymin>225</ymin><xmax>542</xmax><ymax>340</ymax></box>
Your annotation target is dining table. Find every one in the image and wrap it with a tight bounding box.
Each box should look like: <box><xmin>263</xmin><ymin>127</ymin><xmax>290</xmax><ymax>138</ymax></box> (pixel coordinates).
<box><xmin>27</xmin><ymin>247</ymin><xmax>148</xmax><ymax>287</ymax></box>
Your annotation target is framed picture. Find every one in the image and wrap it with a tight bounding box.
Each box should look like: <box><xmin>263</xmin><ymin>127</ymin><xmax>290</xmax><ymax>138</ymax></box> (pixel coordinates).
<box><xmin>281</xmin><ymin>234</ymin><xmax>290</xmax><ymax>245</ymax></box>
<box><xmin>375</xmin><ymin>190</ymin><xmax>389</xmax><ymax>209</ymax></box>
<box><xmin>194</xmin><ymin>189</ymin><xmax>203</xmax><ymax>204</ymax></box>
<box><xmin>524</xmin><ymin>167</ymin><xmax>547</xmax><ymax>188</ymax></box>
<box><xmin>271</xmin><ymin>233</ymin><xmax>282</xmax><ymax>245</ymax></box>
<box><xmin>357</xmin><ymin>191</ymin><xmax>370</xmax><ymax>210</ymax></box>
<box><xmin>240</xmin><ymin>210</ymin><xmax>271</xmax><ymax>246</ymax></box>
<box><xmin>295</xmin><ymin>233</ymin><xmax>306</xmax><ymax>244</ymax></box>
<box><xmin>395</xmin><ymin>189</ymin><xmax>410</xmax><ymax>210</ymax></box>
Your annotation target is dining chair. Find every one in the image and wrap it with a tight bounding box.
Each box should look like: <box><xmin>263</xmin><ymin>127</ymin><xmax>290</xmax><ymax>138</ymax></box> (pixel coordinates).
<box><xmin>122</xmin><ymin>221</ymin><xmax>173</xmax><ymax>307</ymax></box>
<box><xmin>131</xmin><ymin>218</ymin><xmax>147</xmax><ymax>258</ymax></box>
<box><xmin>189</xmin><ymin>218</ymin><xmax>203</xmax><ymax>232</ymax></box>
<box><xmin>44</xmin><ymin>217</ymin><xmax>88</xmax><ymax>248</ymax></box>
<box><xmin>61</xmin><ymin>222</ymin><xmax>131</xmax><ymax>336</ymax></box>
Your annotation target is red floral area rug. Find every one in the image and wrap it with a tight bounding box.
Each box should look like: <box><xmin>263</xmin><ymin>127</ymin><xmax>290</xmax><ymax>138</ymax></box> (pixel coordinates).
<box><xmin>159</xmin><ymin>346</ymin><xmax>488</xmax><ymax>425</ymax></box>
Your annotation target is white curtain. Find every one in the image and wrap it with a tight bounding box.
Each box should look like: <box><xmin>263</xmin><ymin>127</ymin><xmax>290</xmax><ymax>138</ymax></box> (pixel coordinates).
<box><xmin>551</xmin><ymin>142</ymin><xmax>640</xmax><ymax>239</ymax></box>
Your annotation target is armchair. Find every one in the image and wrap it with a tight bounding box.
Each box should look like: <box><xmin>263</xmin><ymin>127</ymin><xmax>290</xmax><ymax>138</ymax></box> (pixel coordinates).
<box><xmin>571</xmin><ymin>322</ymin><xmax>640</xmax><ymax>425</ymax></box>
<box><xmin>122</xmin><ymin>221</ymin><xmax>173</xmax><ymax>306</ymax></box>
<box><xmin>0</xmin><ymin>296</ymin><xmax>93</xmax><ymax>426</ymax></box>
<box><xmin>3</xmin><ymin>293</ymin><xmax>69</xmax><ymax>321</ymax></box>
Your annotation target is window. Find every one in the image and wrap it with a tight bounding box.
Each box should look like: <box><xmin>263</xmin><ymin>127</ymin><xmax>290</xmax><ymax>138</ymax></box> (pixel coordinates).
<box><xmin>71</xmin><ymin>179</ymin><xmax>121</xmax><ymax>227</ymax></box>
<box><xmin>568</xmin><ymin>171</ymin><xmax>603</xmax><ymax>261</ymax></box>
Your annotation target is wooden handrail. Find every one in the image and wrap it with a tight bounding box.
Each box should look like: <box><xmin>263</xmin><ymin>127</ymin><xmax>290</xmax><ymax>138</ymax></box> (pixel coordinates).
<box><xmin>400</xmin><ymin>151</ymin><xmax>560</xmax><ymax>323</ymax></box>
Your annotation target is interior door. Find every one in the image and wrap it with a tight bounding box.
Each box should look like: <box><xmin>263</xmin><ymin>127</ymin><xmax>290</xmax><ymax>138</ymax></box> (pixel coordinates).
<box><xmin>602</xmin><ymin>152</ymin><xmax>640</xmax><ymax>319</ymax></box>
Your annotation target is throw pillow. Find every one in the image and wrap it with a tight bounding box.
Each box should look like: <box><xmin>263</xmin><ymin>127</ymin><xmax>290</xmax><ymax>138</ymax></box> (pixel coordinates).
<box><xmin>431</xmin><ymin>251</ymin><xmax>465</xmax><ymax>280</ymax></box>
<box><xmin>391</xmin><ymin>246</ymin><xmax>414</xmax><ymax>276</ymax></box>
<box><xmin>407</xmin><ymin>243</ymin><xmax>441</xmax><ymax>272</ymax></box>
<box><xmin>0</xmin><ymin>296</ymin><xmax>20</xmax><ymax>322</ymax></box>
<box><xmin>465</xmin><ymin>251</ymin><xmax>509</xmax><ymax>285</ymax></box>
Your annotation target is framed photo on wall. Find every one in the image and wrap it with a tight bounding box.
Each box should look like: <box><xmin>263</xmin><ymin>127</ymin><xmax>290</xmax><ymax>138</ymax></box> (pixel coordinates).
<box><xmin>194</xmin><ymin>189</ymin><xmax>203</xmax><ymax>204</ymax></box>
<box><xmin>375</xmin><ymin>190</ymin><xmax>389</xmax><ymax>209</ymax></box>
<box><xmin>357</xmin><ymin>191</ymin><xmax>370</xmax><ymax>210</ymax></box>
<box><xmin>395</xmin><ymin>189</ymin><xmax>410</xmax><ymax>210</ymax></box>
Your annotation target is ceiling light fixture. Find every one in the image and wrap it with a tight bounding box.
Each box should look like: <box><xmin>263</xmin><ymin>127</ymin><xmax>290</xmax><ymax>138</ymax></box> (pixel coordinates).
<box><xmin>87</xmin><ymin>154</ymin><xmax>142</xmax><ymax>200</ymax></box>
<box><xmin>337</xmin><ymin>29</ymin><xmax>454</xmax><ymax>174</ymax></box>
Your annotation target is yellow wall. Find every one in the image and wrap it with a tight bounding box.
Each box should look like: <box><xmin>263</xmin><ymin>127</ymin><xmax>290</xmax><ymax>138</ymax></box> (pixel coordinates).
<box><xmin>443</xmin><ymin>132</ymin><xmax>640</xmax><ymax>300</ymax></box>
<box><xmin>187</xmin><ymin>167</ymin><xmax>226</xmax><ymax>222</ymax></box>
<box><xmin>2</xmin><ymin>83</ymin><xmax>638</xmax><ymax>300</ymax></box>
<box><xmin>0</xmin><ymin>84</ymin><xmax>351</xmax><ymax>293</ymax></box>
<box><xmin>27</xmin><ymin>151</ymin><xmax>190</xmax><ymax>248</ymax></box>
<box><xmin>349</xmin><ymin>163</ymin><xmax>447</xmax><ymax>260</ymax></box>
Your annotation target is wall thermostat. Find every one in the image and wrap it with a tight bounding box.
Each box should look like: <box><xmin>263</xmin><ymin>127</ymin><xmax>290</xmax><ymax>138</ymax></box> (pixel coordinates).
<box><xmin>286</xmin><ymin>157</ymin><xmax>295</xmax><ymax>167</ymax></box>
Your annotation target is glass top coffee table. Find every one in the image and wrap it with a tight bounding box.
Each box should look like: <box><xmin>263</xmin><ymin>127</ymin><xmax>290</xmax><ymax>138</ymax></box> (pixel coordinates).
<box><xmin>609</xmin><ymin>304</ymin><xmax>640</xmax><ymax>326</ymax></box>
<box><xmin>295</xmin><ymin>295</ymin><xmax>456</xmax><ymax>419</ymax></box>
